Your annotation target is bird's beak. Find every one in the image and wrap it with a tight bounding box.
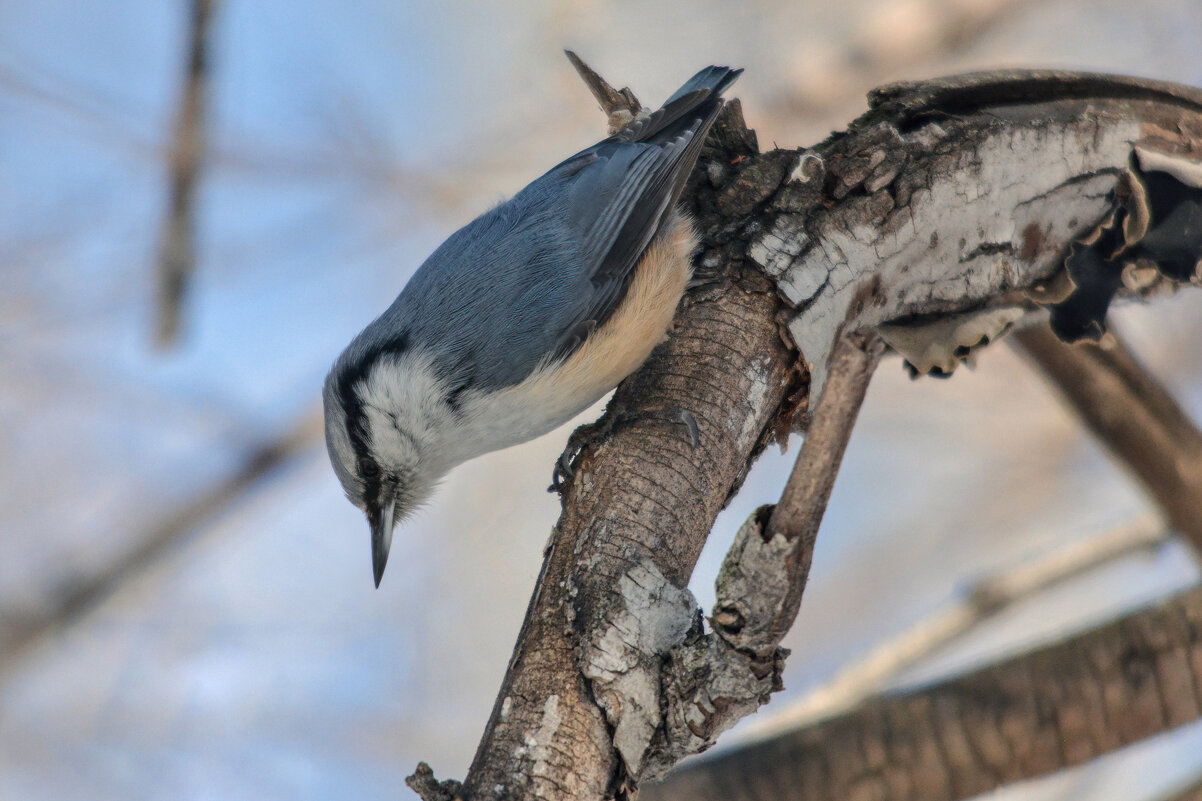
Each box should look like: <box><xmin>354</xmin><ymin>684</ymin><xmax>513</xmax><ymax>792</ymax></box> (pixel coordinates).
<box><xmin>370</xmin><ymin>497</ymin><xmax>395</xmax><ymax>588</ymax></box>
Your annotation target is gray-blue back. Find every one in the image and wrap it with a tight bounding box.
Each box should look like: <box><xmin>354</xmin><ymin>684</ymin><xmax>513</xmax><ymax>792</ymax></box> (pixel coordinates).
<box><xmin>343</xmin><ymin>65</ymin><xmax>741</xmax><ymax>393</ymax></box>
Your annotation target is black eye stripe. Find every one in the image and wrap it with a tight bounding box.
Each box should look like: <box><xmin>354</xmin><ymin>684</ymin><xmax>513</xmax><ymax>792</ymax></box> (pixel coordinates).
<box><xmin>333</xmin><ymin>332</ymin><xmax>410</xmax><ymax>498</ymax></box>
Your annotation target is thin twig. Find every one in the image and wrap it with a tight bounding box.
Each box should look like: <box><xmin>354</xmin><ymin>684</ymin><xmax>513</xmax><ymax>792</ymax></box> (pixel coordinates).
<box><xmin>1014</xmin><ymin>323</ymin><xmax>1202</xmax><ymax>552</ymax></box>
<box><xmin>155</xmin><ymin>0</ymin><xmax>215</xmax><ymax>347</ymax></box>
<box><xmin>713</xmin><ymin>329</ymin><xmax>885</xmax><ymax>653</ymax></box>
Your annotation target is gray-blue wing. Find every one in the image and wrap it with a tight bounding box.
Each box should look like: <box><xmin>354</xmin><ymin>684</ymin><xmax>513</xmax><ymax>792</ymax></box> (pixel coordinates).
<box><xmin>547</xmin><ymin>66</ymin><xmax>743</xmax><ymax>357</ymax></box>
<box><xmin>385</xmin><ymin>65</ymin><xmax>741</xmax><ymax>392</ymax></box>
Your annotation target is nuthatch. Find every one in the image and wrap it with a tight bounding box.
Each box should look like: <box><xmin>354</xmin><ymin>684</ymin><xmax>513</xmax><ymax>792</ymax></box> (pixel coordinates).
<box><xmin>323</xmin><ymin>65</ymin><xmax>741</xmax><ymax>586</ymax></box>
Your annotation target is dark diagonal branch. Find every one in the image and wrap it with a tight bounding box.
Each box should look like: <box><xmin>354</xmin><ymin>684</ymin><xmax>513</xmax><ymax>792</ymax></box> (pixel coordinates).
<box><xmin>1014</xmin><ymin>323</ymin><xmax>1202</xmax><ymax>552</ymax></box>
<box><xmin>0</xmin><ymin>411</ymin><xmax>323</xmax><ymax>670</ymax></box>
<box><xmin>155</xmin><ymin>0</ymin><xmax>215</xmax><ymax>347</ymax></box>
<box><xmin>405</xmin><ymin>58</ymin><xmax>1202</xmax><ymax>801</ymax></box>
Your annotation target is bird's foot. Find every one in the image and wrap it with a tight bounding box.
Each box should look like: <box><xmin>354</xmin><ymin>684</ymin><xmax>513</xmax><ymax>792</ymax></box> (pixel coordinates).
<box><xmin>548</xmin><ymin>407</ymin><xmax>701</xmax><ymax>495</ymax></box>
<box><xmin>549</xmin><ymin>417</ymin><xmax>613</xmax><ymax>494</ymax></box>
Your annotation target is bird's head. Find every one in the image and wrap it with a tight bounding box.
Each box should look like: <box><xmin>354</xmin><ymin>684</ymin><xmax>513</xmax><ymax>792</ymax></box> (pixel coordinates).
<box><xmin>322</xmin><ymin>338</ymin><xmax>448</xmax><ymax>586</ymax></box>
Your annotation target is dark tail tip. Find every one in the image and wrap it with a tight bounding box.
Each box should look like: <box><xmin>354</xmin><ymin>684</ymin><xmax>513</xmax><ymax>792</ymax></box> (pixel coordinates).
<box><xmin>665</xmin><ymin>65</ymin><xmax>743</xmax><ymax>106</ymax></box>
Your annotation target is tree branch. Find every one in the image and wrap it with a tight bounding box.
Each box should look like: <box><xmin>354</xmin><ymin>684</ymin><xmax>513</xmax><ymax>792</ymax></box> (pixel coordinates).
<box><xmin>0</xmin><ymin>410</ymin><xmax>323</xmax><ymax>670</ymax></box>
<box><xmin>1014</xmin><ymin>323</ymin><xmax>1202</xmax><ymax>551</ymax></box>
<box><xmin>456</xmin><ymin>114</ymin><xmax>797</xmax><ymax>799</ymax></box>
<box><xmin>625</xmin><ymin>330</ymin><xmax>884</xmax><ymax>779</ymax></box>
<box><xmin>411</xmin><ymin>60</ymin><xmax>1202</xmax><ymax>800</ymax></box>
<box><xmin>711</xmin><ymin>329</ymin><xmax>884</xmax><ymax>661</ymax></box>
<box><xmin>645</xmin><ymin>584</ymin><xmax>1202</xmax><ymax>801</ymax></box>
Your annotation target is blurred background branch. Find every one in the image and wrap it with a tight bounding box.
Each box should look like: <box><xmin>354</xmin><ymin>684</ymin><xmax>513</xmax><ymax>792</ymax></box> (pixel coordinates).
<box><xmin>1014</xmin><ymin>324</ymin><xmax>1202</xmax><ymax>552</ymax></box>
<box><xmin>154</xmin><ymin>0</ymin><xmax>215</xmax><ymax>346</ymax></box>
<box><xmin>732</xmin><ymin>515</ymin><xmax>1172</xmax><ymax>736</ymax></box>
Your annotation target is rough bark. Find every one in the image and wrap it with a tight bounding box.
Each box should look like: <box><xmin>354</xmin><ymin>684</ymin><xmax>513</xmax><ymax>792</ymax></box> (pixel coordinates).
<box><xmin>760</xmin><ymin>72</ymin><xmax>1202</xmax><ymax>393</ymax></box>
<box><xmin>711</xmin><ymin>330</ymin><xmax>884</xmax><ymax>661</ymax></box>
<box><xmin>1014</xmin><ymin>323</ymin><xmax>1202</xmax><ymax>551</ymax></box>
<box><xmin>410</xmin><ymin>67</ymin><xmax>1202</xmax><ymax>801</ymax></box>
<box><xmin>645</xmin><ymin>585</ymin><xmax>1202</xmax><ymax>801</ymax></box>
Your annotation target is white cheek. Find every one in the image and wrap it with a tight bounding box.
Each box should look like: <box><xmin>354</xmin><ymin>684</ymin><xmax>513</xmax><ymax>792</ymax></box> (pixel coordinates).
<box><xmin>357</xmin><ymin>351</ymin><xmax>461</xmax><ymax>473</ymax></box>
<box><xmin>360</xmin><ymin>355</ymin><xmax>443</xmax><ymax>416</ymax></box>
<box><xmin>364</xmin><ymin>408</ymin><xmax>419</xmax><ymax>472</ymax></box>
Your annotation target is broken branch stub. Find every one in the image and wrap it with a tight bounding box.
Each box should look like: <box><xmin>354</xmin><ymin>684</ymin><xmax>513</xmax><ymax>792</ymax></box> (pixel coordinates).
<box><xmin>565</xmin><ymin>49</ymin><xmax>645</xmax><ymax>134</ymax></box>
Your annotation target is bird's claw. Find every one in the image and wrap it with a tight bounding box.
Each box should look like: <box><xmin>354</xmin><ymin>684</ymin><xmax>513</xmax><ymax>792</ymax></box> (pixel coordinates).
<box><xmin>677</xmin><ymin>409</ymin><xmax>700</xmax><ymax>449</ymax></box>
<box><xmin>549</xmin><ymin>420</ymin><xmax>607</xmax><ymax>494</ymax></box>
<box><xmin>549</xmin><ymin>449</ymin><xmax>576</xmax><ymax>493</ymax></box>
<box><xmin>547</xmin><ymin>408</ymin><xmax>700</xmax><ymax>494</ymax></box>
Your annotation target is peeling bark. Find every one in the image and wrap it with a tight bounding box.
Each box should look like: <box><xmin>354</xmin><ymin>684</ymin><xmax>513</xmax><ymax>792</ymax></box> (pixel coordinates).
<box><xmin>414</xmin><ymin>66</ymin><xmax>1202</xmax><ymax>800</ymax></box>
<box><xmin>763</xmin><ymin>72</ymin><xmax>1202</xmax><ymax>391</ymax></box>
<box><xmin>645</xmin><ymin>585</ymin><xmax>1202</xmax><ymax>801</ymax></box>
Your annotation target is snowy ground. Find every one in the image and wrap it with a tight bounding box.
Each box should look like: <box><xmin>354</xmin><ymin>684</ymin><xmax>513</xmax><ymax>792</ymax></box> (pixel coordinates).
<box><xmin>2</xmin><ymin>2</ymin><xmax>1202</xmax><ymax>799</ymax></box>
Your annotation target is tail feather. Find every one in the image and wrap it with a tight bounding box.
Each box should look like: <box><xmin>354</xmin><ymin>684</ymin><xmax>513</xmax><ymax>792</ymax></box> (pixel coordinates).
<box><xmin>617</xmin><ymin>65</ymin><xmax>743</xmax><ymax>146</ymax></box>
<box><xmin>665</xmin><ymin>65</ymin><xmax>743</xmax><ymax>106</ymax></box>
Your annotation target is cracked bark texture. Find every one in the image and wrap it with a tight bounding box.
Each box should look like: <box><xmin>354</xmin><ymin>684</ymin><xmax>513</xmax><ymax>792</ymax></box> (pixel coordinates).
<box><xmin>645</xmin><ymin>585</ymin><xmax>1202</xmax><ymax>801</ymax></box>
<box><xmin>430</xmin><ymin>70</ymin><xmax>1202</xmax><ymax>801</ymax></box>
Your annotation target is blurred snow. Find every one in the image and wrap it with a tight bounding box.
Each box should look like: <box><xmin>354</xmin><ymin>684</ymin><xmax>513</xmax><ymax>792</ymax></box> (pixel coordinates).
<box><xmin>2</xmin><ymin>1</ymin><xmax>1201</xmax><ymax>799</ymax></box>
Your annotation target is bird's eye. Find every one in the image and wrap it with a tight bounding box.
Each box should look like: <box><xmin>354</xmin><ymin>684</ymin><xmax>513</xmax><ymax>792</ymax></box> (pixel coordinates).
<box><xmin>358</xmin><ymin>457</ymin><xmax>381</xmax><ymax>479</ymax></box>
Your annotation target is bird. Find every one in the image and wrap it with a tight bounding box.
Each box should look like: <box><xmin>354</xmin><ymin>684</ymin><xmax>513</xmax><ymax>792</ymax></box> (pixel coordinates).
<box><xmin>323</xmin><ymin>64</ymin><xmax>742</xmax><ymax>587</ymax></box>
